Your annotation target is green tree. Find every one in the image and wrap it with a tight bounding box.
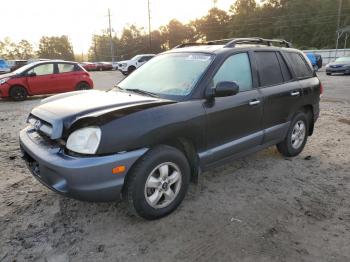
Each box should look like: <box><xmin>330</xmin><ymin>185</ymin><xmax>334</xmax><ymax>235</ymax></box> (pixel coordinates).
<box><xmin>192</xmin><ymin>8</ymin><xmax>231</xmax><ymax>41</ymax></box>
<box><xmin>15</xmin><ymin>40</ymin><xmax>34</xmax><ymax>59</ymax></box>
<box><xmin>160</xmin><ymin>19</ymin><xmax>195</xmax><ymax>48</ymax></box>
<box><xmin>37</xmin><ymin>36</ymin><xmax>74</xmax><ymax>60</ymax></box>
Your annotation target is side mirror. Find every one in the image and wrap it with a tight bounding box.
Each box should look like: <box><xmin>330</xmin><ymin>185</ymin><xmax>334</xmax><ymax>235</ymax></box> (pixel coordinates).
<box><xmin>214</xmin><ymin>81</ymin><xmax>239</xmax><ymax>97</ymax></box>
<box><xmin>27</xmin><ymin>72</ymin><xmax>36</xmax><ymax>77</ymax></box>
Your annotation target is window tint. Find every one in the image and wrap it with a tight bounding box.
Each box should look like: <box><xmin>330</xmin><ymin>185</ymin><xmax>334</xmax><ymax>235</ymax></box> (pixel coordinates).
<box><xmin>213</xmin><ymin>53</ymin><xmax>253</xmax><ymax>92</ymax></box>
<box><xmin>276</xmin><ymin>52</ymin><xmax>292</xmax><ymax>81</ymax></box>
<box><xmin>58</xmin><ymin>63</ymin><xmax>75</xmax><ymax>73</ymax></box>
<box><xmin>255</xmin><ymin>52</ymin><xmax>283</xmax><ymax>87</ymax></box>
<box><xmin>285</xmin><ymin>52</ymin><xmax>313</xmax><ymax>78</ymax></box>
<box><xmin>28</xmin><ymin>63</ymin><xmax>53</xmax><ymax>76</ymax></box>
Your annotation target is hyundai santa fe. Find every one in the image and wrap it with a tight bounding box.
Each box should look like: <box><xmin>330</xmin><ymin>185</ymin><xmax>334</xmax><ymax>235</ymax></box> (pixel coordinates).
<box><xmin>20</xmin><ymin>38</ymin><xmax>321</xmax><ymax>219</ymax></box>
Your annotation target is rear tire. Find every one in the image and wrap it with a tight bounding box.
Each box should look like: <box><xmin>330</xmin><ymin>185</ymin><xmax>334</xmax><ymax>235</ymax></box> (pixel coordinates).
<box><xmin>9</xmin><ymin>86</ymin><xmax>27</xmax><ymax>101</ymax></box>
<box><xmin>124</xmin><ymin>145</ymin><xmax>190</xmax><ymax>220</ymax></box>
<box><xmin>277</xmin><ymin>112</ymin><xmax>309</xmax><ymax>157</ymax></box>
<box><xmin>76</xmin><ymin>82</ymin><xmax>91</xmax><ymax>90</ymax></box>
<box><xmin>326</xmin><ymin>72</ymin><xmax>331</xmax><ymax>76</ymax></box>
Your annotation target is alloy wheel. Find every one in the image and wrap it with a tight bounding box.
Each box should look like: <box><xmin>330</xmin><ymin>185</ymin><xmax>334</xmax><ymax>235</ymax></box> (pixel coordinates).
<box><xmin>144</xmin><ymin>162</ymin><xmax>182</xmax><ymax>209</ymax></box>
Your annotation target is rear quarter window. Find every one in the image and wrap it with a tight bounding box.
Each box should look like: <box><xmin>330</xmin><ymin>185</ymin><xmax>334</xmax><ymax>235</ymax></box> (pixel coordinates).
<box><xmin>285</xmin><ymin>52</ymin><xmax>313</xmax><ymax>79</ymax></box>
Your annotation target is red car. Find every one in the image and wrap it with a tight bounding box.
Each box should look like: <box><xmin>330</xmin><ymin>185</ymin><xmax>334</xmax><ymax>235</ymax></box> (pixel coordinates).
<box><xmin>0</xmin><ymin>61</ymin><xmax>94</xmax><ymax>101</ymax></box>
<box><xmin>80</xmin><ymin>62</ymin><xmax>98</xmax><ymax>71</ymax></box>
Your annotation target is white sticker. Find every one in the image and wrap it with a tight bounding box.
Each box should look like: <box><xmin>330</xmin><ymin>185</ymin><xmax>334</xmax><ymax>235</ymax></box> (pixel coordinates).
<box><xmin>186</xmin><ymin>54</ymin><xmax>211</xmax><ymax>61</ymax></box>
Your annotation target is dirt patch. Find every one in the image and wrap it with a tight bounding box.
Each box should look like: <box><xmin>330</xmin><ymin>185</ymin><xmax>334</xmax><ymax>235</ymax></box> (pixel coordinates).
<box><xmin>338</xmin><ymin>118</ymin><xmax>350</xmax><ymax>125</ymax></box>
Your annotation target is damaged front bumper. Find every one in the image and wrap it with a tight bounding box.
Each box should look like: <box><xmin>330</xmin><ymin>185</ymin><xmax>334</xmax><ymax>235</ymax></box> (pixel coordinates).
<box><xmin>19</xmin><ymin>126</ymin><xmax>147</xmax><ymax>202</ymax></box>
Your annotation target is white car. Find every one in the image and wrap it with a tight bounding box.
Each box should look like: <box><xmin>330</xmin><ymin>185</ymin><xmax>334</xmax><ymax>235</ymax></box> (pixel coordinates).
<box><xmin>118</xmin><ymin>54</ymin><xmax>155</xmax><ymax>75</ymax></box>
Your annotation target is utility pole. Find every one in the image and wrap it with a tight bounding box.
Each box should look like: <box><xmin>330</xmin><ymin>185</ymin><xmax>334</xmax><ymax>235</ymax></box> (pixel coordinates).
<box><xmin>335</xmin><ymin>0</ymin><xmax>343</xmax><ymax>59</ymax></box>
<box><xmin>148</xmin><ymin>0</ymin><xmax>152</xmax><ymax>50</ymax></box>
<box><xmin>213</xmin><ymin>0</ymin><xmax>218</xmax><ymax>8</ymax></box>
<box><xmin>108</xmin><ymin>8</ymin><xmax>115</xmax><ymax>63</ymax></box>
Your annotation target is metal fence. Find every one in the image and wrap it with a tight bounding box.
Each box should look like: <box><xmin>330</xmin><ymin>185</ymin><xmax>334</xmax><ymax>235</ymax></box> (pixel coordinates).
<box><xmin>303</xmin><ymin>48</ymin><xmax>350</xmax><ymax>65</ymax></box>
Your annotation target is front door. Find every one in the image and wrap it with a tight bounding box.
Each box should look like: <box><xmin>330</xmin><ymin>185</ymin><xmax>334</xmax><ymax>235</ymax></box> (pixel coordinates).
<box><xmin>26</xmin><ymin>63</ymin><xmax>58</xmax><ymax>95</ymax></box>
<box><xmin>203</xmin><ymin>52</ymin><xmax>263</xmax><ymax>165</ymax></box>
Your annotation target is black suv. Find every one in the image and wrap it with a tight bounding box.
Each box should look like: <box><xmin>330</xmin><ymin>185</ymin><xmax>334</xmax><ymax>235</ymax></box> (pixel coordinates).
<box><xmin>20</xmin><ymin>38</ymin><xmax>321</xmax><ymax>219</ymax></box>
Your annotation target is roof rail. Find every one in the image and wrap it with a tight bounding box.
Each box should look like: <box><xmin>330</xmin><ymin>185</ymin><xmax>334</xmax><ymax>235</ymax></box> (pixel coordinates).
<box><xmin>173</xmin><ymin>43</ymin><xmax>209</xmax><ymax>49</ymax></box>
<box><xmin>173</xmin><ymin>37</ymin><xmax>292</xmax><ymax>49</ymax></box>
<box><xmin>224</xmin><ymin>38</ymin><xmax>292</xmax><ymax>48</ymax></box>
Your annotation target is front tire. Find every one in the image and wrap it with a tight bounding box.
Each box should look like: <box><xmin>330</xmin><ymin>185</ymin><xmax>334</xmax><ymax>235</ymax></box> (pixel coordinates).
<box><xmin>9</xmin><ymin>86</ymin><xmax>27</xmax><ymax>101</ymax></box>
<box><xmin>124</xmin><ymin>145</ymin><xmax>190</xmax><ymax>220</ymax></box>
<box><xmin>277</xmin><ymin>112</ymin><xmax>309</xmax><ymax>157</ymax></box>
<box><xmin>128</xmin><ymin>66</ymin><xmax>136</xmax><ymax>74</ymax></box>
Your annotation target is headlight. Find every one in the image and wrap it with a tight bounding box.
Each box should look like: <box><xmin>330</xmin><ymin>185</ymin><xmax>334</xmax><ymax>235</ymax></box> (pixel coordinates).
<box><xmin>122</xmin><ymin>63</ymin><xmax>127</xmax><ymax>67</ymax></box>
<box><xmin>0</xmin><ymin>77</ymin><xmax>10</xmax><ymax>85</ymax></box>
<box><xmin>66</xmin><ymin>127</ymin><xmax>101</xmax><ymax>154</ymax></box>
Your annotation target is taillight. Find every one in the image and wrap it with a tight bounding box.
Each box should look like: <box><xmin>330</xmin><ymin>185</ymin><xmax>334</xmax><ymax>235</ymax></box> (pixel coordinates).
<box><xmin>319</xmin><ymin>82</ymin><xmax>323</xmax><ymax>97</ymax></box>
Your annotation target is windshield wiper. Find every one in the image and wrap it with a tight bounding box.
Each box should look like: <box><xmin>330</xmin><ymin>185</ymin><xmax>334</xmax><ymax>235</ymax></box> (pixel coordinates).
<box><xmin>124</xmin><ymin>88</ymin><xmax>159</xmax><ymax>97</ymax></box>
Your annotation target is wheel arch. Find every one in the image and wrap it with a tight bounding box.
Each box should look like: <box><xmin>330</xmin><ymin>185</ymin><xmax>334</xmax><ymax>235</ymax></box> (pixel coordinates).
<box><xmin>9</xmin><ymin>84</ymin><xmax>29</xmax><ymax>96</ymax></box>
<box><xmin>160</xmin><ymin>137</ymin><xmax>201</xmax><ymax>184</ymax></box>
<box><xmin>289</xmin><ymin>104</ymin><xmax>314</xmax><ymax>136</ymax></box>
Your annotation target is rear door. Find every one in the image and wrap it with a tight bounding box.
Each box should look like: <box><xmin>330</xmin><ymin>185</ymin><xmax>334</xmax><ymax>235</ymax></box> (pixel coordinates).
<box><xmin>254</xmin><ymin>51</ymin><xmax>303</xmax><ymax>143</ymax></box>
<box><xmin>55</xmin><ymin>63</ymin><xmax>79</xmax><ymax>92</ymax></box>
<box><xmin>203</xmin><ymin>52</ymin><xmax>263</xmax><ymax>165</ymax></box>
<box><xmin>26</xmin><ymin>63</ymin><xmax>57</xmax><ymax>95</ymax></box>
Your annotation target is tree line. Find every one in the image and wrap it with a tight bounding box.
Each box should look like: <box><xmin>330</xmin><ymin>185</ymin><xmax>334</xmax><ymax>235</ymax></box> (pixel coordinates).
<box><xmin>0</xmin><ymin>36</ymin><xmax>74</xmax><ymax>61</ymax></box>
<box><xmin>89</xmin><ymin>0</ymin><xmax>350</xmax><ymax>61</ymax></box>
<box><xmin>1</xmin><ymin>0</ymin><xmax>349</xmax><ymax>62</ymax></box>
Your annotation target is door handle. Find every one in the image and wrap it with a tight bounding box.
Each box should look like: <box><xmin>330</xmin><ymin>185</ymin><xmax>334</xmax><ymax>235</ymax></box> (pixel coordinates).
<box><xmin>249</xmin><ymin>99</ymin><xmax>260</xmax><ymax>106</ymax></box>
<box><xmin>291</xmin><ymin>91</ymin><xmax>300</xmax><ymax>96</ymax></box>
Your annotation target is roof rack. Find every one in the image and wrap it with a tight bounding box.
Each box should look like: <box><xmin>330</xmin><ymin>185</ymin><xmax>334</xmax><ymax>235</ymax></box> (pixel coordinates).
<box><xmin>224</xmin><ymin>38</ymin><xmax>292</xmax><ymax>48</ymax></box>
<box><xmin>173</xmin><ymin>37</ymin><xmax>292</xmax><ymax>49</ymax></box>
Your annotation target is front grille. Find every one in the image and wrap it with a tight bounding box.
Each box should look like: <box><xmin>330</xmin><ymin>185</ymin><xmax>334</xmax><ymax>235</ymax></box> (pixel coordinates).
<box><xmin>27</xmin><ymin>114</ymin><xmax>53</xmax><ymax>137</ymax></box>
<box><xmin>27</xmin><ymin>129</ymin><xmax>61</xmax><ymax>149</ymax></box>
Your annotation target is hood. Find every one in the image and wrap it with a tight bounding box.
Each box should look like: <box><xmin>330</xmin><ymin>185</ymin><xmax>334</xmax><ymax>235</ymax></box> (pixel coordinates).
<box><xmin>118</xmin><ymin>60</ymin><xmax>130</xmax><ymax>64</ymax></box>
<box><xmin>30</xmin><ymin>90</ymin><xmax>175</xmax><ymax>139</ymax></box>
<box><xmin>0</xmin><ymin>72</ymin><xmax>16</xmax><ymax>79</ymax></box>
<box><xmin>327</xmin><ymin>61</ymin><xmax>350</xmax><ymax>67</ymax></box>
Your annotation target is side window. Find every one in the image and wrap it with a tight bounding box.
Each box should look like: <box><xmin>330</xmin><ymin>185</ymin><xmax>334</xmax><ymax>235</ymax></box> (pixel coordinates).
<box><xmin>28</xmin><ymin>63</ymin><xmax>54</xmax><ymax>76</ymax></box>
<box><xmin>285</xmin><ymin>52</ymin><xmax>313</xmax><ymax>79</ymax></box>
<box><xmin>255</xmin><ymin>51</ymin><xmax>284</xmax><ymax>87</ymax></box>
<box><xmin>145</xmin><ymin>56</ymin><xmax>153</xmax><ymax>61</ymax></box>
<box><xmin>139</xmin><ymin>57</ymin><xmax>146</xmax><ymax>62</ymax></box>
<box><xmin>213</xmin><ymin>53</ymin><xmax>253</xmax><ymax>92</ymax></box>
<box><xmin>276</xmin><ymin>52</ymin><xmax>292</xmax><ymax>82</ymax></box>
<box><xmin>58</xmin><ymin>63</ymin><xmax>75</xmax><ymax>73</ymax></box>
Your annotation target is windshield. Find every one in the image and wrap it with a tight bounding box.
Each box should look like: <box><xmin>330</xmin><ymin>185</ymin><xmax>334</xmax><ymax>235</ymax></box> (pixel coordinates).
<box><xmin>117</xmin><ymin>53</ymin><xmax>213</xmax><ymax>97</ymax></box>
<box><xmin>12</xmin><ymin>62</ymin><xmax>35</xmax><ymax>74</ymax></box>
<box><xmin>131</xmin><ymin>55</ymin><xmax>142</xmax><ymax>61</ymax></box>
<box><xmin>335</xmin><ymin>57</ymin><xmax>350</xmax><ymax>63</ymax></box>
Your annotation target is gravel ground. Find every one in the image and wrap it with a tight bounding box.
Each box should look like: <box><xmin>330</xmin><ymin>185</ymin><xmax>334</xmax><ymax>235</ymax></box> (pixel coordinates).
<box><xmin>0</xmin><ymin>71</ymin><xmax>349</xmax><ymax>262</ymax></box>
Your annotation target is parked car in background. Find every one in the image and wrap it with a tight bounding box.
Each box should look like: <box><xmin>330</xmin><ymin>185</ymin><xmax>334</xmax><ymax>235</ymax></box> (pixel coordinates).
<box><xmin>305</xmin><ymin>53</ymin><xmax>322</xmax><ymax>71</ymax></box>
<box><xmin>112</xmin><ymin>61</ymin><xmax>119</xmax><ymax>70</ymax></box>
<box><xmin>118</xmin><ymin>54</ymin><xmax>155</xmax><ymax>75</ymax></box>
<box><xmin>0</xmin><ymin>59</ymin><xmax>11</xmax><ymax>74</ymax></box>
<box><xmin>7</xmin><ymin>60</ymin><xmax>28</xmax><ymax>71</ymax></box>
<box><xmin>96</xmin><ymin>62</ymin><xmax>113</xmax><ymax>71</ymax></box>
<box><xmin>19</xmin><ymin>38</ymin><xmax>321</xmax><ymax>219</ymax></box>
<box><xmin>325</xmin><ymin>56</ymin><xmax>350</xmax><ymax>75</ymax></box>
<box><xmin>81</xmin><ymin>62</ymin><xmax>98</xmax><ymax>71</ymax></box>
<box><xmin>0</xmin><ymin>60</ymin><xmax>93</xmax><ymax>101</ymax></box>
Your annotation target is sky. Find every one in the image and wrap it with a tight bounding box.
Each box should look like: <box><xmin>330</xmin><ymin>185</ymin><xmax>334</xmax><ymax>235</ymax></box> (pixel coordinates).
<box><xmin>0</xmin><ymin>0</ymin><xmax>236</xmax><ymax>54</ymax></box>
